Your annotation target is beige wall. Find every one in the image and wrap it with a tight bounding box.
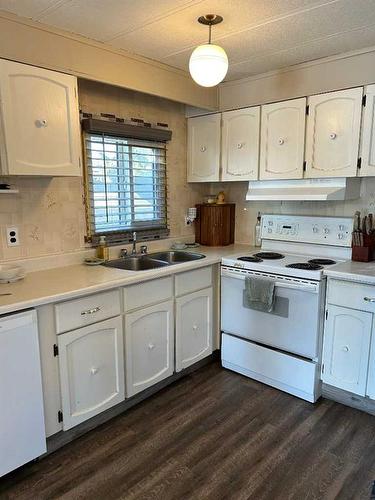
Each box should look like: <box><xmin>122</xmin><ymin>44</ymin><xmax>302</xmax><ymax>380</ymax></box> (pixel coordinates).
<box><xmin>208</xmin><ymin>180</ymin><xmax>375</xmax><ymax>245</ymax></box>
<box><xmin>0</xmin><ymin>80</ymin><xmax>205</xmax><ymax>262</ymax></box>
<box><xmin>0</xmin><ymin>10</ymin><xmax>217</xmax><ymax>110</ymax></box>
<box><xmin>219</xmin><ymin>48</ymin><xmax>375</xmax><ymax>110</ymax></box>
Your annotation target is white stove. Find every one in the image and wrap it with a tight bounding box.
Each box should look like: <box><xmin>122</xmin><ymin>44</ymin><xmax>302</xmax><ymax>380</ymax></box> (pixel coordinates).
<box><xmin>221</xmin><ymin>214</ymin><xmax>353</xmax><ymax>403</ymax></box>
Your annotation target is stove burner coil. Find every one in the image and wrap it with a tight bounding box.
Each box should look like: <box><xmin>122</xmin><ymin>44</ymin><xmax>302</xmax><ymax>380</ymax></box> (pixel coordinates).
<box><xmin>308</xmin><ymin>258</ymin><xmax>336</xmax><ymax>266</ymax></box>
<box><xmin>253</xmin><ymin>252</ymin><xmax>284</xmax><ymax>260</ymax></box>
<box><xmin>237</xmin><ymin>256</ymin><xmax>263</xmax><ymax>263</ymax></box>
<box><xmin>286</xmin><ymin>262</ymin><xmax>323</xmax><ymax>271</ymax></box>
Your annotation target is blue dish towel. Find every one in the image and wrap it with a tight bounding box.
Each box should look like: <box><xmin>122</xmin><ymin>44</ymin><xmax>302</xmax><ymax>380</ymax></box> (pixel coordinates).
<box><xmin>244</xmin><ymin>276</ymin><xmax>275</xmax><ymax>313</ymax></box>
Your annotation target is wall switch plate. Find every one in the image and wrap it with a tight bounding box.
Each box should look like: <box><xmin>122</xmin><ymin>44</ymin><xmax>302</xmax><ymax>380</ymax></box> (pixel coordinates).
<box><xmin>6</xmin><ymin>226</ymin><xmax>19</xmax><ymax>247</ymax></box>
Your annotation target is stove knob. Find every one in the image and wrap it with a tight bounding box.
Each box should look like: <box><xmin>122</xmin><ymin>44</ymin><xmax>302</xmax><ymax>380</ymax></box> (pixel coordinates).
<box><xmin>267</xmin><ymin>228</ymin><xmax>272</xmax><ymax>233</ymax></box>
<box><xmin>312</xmin><ymin>227</ymin><xmax>318</xmax><ymax>233</ymax></box>
<box><xmin>338</xmin><ymin>233</ymin><xmax>343</xmax><ymax>239</ymax></box>
<box><xmin>324</xmin><ymin>228</ymin><xmax>330</xmax><ymax>234</ymax></box>
<box><xmin>339</xmin><ymin>225</ymin><xmax>346</xmax><ymax>231</ymax></box>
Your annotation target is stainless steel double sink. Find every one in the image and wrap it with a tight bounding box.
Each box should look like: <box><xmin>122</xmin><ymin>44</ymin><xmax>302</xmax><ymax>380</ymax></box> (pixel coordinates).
<box><xmin>104</xmin><ymin>250</ymin><xmax>206</xmax><ymax>271</ymax></box>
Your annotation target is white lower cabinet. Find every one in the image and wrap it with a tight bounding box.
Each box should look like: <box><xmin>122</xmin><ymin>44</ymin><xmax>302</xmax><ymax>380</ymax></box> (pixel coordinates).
<box><xmin>125</xmin><ymin>300</ymin><xmax>174</xmax><ymax>397</ymax></box>
<box><xmin>322</xmin><ymin>304</ymin><xmax>372</xmax><ymax>395</ymax></box>
<box><xmin>176</xmin><ymin>287</ymin><xmax>213</xmax><ymax>372</ymax></box>
<box><xmin>58</xmin><ymin>316</ymin><xmax>125</xmax><ymax>430</ymax></box>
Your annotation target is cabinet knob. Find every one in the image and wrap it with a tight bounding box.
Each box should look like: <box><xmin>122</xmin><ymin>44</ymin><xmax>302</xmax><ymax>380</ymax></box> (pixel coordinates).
<box><xmin>278</xmin><ymin>138</ymin><xmax>284</xmax><ymax>145</ymax></box>
<box><xmin>90</xmin><ymin>367</ymin><xmax>99</xmax><ymax>375</ymax></box>
<box><xmin>342</xmin><ymin>346</ymin><xmax>349</xmax><ymax>352</ymax></box>
<box><xmin>329</xmin><ymin>132</ymin><xmax>337</xmax><ymax>140</ymax></box>
<box><xmin>148</xmin><ymin>343</ymin><xmax>155</xmax><ymax>350</ymax></box>
<box><xmin>200</xmin><ymin>146</ymin><xmax>207</xmax><ymax>152</ymax></box>
<box><xmin>35</xmin><ymin>119</ymin><xmax>48</xmax><ymax>128</ymax></box>
<box><xmin>237</xmin><ymin>142</ymin><xmax>245</xmax><ymax>149</ymax></box>
<box><xmin>364</xmin><ymin>297</ymin><xmax>375</xmax><ymax>303</ymax></box>
<box><xmin>193</xmin><ymin>325</ymin><xmax>199</xmax><ymax>332</ymax></box>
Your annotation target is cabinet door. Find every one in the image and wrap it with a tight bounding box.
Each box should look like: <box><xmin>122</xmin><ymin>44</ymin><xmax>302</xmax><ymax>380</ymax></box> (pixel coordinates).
<box><xmin>305</xmin><ymin>88</ymin><xmax>363</xmax><ymax>178</ymax></box>
<box><xmin>176</xmin><ymin>287</ymin><xmax>212</xmax><ymax>372</ymax></box>
<box><xmin>125</xmin><ymin>300</ymin><xmax>174</xmax><ymax>397</ymax></box>
<box><xmin>0</xmin><ymin>59</ymin><xmax>81</xmax><ymax>176</ymax></box>
<box><xmin>322</xmin><ymin>305</ymin><xmax>372</xmax><ymax>395</ymax></box>
<box><xmin>221</xmin><ymin>107</ymin><xmax>259</xmax><ymax>181</ymax></box>
<box><xmin>367</xmin><ymin>327</ymin><xmax>375</xmax><ymax>399</ymax></box>
<box><xmin>187</xmin><ymin>114</ymin><xmax>221</xmax><ymax>182</ymax></box>
<box><xmin>360</xmin><ymin>84</ymin><xmax>375</xmax><ymax>177</ymax></box>
<box><xmin>58</xmin><ymin>316</ymin><xmax>124</xmax><ymax>430</ymax></box>
<box><xmin>260</xmin><ymin>98</ymin><xmax>306</xmax><ymax>180</ymax></box>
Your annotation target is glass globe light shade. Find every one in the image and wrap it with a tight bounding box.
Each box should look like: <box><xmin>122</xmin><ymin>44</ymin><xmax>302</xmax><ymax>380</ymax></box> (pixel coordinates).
<box><xmin>189</xmin><ymin>43</ymin><xmax>228</xmax><ymax>87</ymax></box>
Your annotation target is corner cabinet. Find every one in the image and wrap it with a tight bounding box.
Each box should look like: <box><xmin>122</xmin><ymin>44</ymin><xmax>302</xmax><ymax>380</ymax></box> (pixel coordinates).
<box><xmin>58</xmin><ymin>316</ymin><xmax>125</xmax><ymax>430</ymax></box>
<box><xmin>360</xmin><ymin>84</ymin><xmax>375</xmax><ymax>177</ymax></box>
<box><xmin>221</xmin><ymin>107</ymin><xmax>260</xmax><ymax>181</ymax></box>
<box><xmin>187</xmin><ymin>113</ymin><xmax>221</xmax><ymax>182</ymax></box>
<box><xmin>305</xmin><ymin>88</ymin><xmax>363</xmax><ymax>178</ymax></box>
<box><xmin>259</xmin><ymin>98</ymin><xmax>306</xmax><ymax>180</ymax></box>
<box><xmin>0</xmin><ymin>59</ymin><xmax>82</xmax><ymax>176</ymax></box>
<box><xmin>125</xmin><ymin>300</ymin><xmax>174</xmax><ymax>397</ymax></box>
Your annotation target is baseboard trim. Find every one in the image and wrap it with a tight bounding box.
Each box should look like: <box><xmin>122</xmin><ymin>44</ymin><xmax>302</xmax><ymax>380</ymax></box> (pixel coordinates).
<box><xmin>46</xmin><ymin>351</ymin><xmax>220</xmax><ymax>455</ymax></box>
<box><xmin>322</xmin><ymin>383</ymin><xmax>375</xmax><ymax>416</ymax></box>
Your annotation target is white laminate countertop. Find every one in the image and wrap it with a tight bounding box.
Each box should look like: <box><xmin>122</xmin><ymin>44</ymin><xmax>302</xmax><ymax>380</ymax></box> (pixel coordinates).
<box><xmin>324</xmin><ymin>260</ymin><xmax>375</xmax><ymax>285</ymax></box>
<box><xmin>0</xmin><ymin>244</ymin><xmax>251</xmax><ymax>316</ymax></box>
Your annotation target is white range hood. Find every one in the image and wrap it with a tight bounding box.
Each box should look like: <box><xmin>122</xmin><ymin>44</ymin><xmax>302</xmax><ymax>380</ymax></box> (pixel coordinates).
<box><xmin>246</xmin><ymin>178</ymin><xmax>361</xmax><ymax>201</ymax></box>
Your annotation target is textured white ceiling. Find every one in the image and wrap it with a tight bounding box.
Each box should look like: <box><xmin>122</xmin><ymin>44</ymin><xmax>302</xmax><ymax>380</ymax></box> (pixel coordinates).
<box><xmin>1</xmin><ymin>0</ymin><xmax>375</xmax><ymax>81</ymax></box>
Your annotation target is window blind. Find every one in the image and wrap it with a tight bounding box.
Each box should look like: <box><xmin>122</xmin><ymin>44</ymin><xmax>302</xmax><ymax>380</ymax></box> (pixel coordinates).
<box><xmin>85</xmin><ymin>132</ymin><xmax>168</xmax><ymax>242</ymax></box>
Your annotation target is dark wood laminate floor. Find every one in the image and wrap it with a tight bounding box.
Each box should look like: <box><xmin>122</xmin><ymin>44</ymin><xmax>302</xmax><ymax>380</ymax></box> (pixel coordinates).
<box><xmin>2</xmin><ymin>362</ymin><xmax>375</xmax><ymax>500</ymax></box>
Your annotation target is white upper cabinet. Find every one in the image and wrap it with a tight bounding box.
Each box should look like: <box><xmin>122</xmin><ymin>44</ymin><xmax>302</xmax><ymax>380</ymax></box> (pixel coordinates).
<box><xmin>187</xmin><ymin>113</ymin><xmax>221</xmax><ymax>182</ymax></box>
<box><xmin>0</xmin><ymin>59</ymin><xmax>81</xmax><ymax>176</ymax></box>
<box><xmin>322</xmin><ymin>305</ymin><xmax>371</xmax><ymax>396</ymax></box>
<box><xmin>221</xmin><ymin>107</ymin><xmax>260</xmax><ymax>181</ymax></box>
<box><xmin>360</xmin><ymin>84</ymin><xmax>375</xmax><ymax>177</ymax></box>
<box><xmin>260</xmin><ymin>98</ymin><xmax>306</xmax><ymax>180</ymax></box>
<box><xmin>305</xmin><ymin>88</ymin><xmax>363</xmax><ymax>178</ymax></box>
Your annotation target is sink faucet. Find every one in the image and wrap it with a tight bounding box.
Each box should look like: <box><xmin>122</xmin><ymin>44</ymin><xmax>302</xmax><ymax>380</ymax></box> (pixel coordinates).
<box><xmin>131</xmin><ymin>231</ymin><xmax>137</xmax><ymax>255</ymax></box>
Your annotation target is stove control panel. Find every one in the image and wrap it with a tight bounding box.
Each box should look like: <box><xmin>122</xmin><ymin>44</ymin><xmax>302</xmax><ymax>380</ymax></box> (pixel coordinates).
<box><xmin>261</xmin><ymin>215</ymin><xmax>353</xmax><ymax>247</ymax></box>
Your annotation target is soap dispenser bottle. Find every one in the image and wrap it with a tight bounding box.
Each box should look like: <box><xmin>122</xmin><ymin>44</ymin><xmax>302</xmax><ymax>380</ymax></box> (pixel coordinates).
<box><xmin>254</xmin><ymin>212</ymin><xmax>261</xmax><ymax>247</ymax></box>
<box><xmin>97</xmin><ymin>235</ymin><xmax>109</xmax><ymax>261</ymax></box>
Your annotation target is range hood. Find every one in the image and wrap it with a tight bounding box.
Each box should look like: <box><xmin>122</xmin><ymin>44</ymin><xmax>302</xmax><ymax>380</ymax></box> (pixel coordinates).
<box><xmin>246</xmin><ymin>178</ymin><xmax>361</xmax><ymax>201</ymax></box>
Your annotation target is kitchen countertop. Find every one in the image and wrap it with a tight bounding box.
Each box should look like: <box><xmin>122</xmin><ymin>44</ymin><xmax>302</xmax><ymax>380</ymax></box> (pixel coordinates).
<box><xmin>0</xmin><ymin>244</ymin><xmax>251</xmax><ymax>315</ymax></box>
<box><xmin>324</xmin><ymin>260</ymin><xmax>375</xmax><ymax>285</ymax></box>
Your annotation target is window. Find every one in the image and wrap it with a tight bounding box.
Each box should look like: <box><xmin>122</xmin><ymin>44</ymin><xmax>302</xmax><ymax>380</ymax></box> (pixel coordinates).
<box><xmin>84</xmin><ymin>132</ymin><xmax>168</xmax><ymax>243</ymax></box>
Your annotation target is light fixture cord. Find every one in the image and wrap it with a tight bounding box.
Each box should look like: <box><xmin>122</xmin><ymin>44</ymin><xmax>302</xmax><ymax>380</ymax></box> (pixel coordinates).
<box><xmin>208</xmin><ymin>23</ymin><xmax>212</xmax><ymax>44</ymax></box>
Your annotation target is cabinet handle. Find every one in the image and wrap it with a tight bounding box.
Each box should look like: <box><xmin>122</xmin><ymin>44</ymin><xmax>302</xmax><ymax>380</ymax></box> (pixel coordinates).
<box><xmin>200</xmin><ymin>146</ymin><xmax>207</xmax><ymax>152</ymax></box>
<box><xmin>237</xmin><ymin>142</ymin><xmax>245</xmax><ymax>149</ymax></box>
<box><xmin>90</xmin><ymin>367</ymin><xmax>99</xmax><ymax>375</ymax></box>
<box><xmin>278</xmin><ymin>138</ymin><xmax>284</xmax><ymax>145</ymax></box>
<box><xmin>148</xmin><ymin>343</ymin><xmax>155</xmax><ymax>350</ymax></box>
<box><xmin>342</xmin><ymin>346</ymin><xmax>349</xmax><ymax>352</ymax></box>
<box><xmin>81</xmin><ymin>306</ymin><xmax>101</xmax><ymax>315</ymax></box>
<box><xmin>329</xmin><ymin>132</ymin><xmax>337</xmax><ymax>140</ymax></box>
<box><xmin>35</xmin><ymin>119</ymin><xmax>48</xmax><ymax>128</ymax></box>
<box><xmin>364</xmin><ymin>297</ymin><xmax>375</xmax><ymax>303</ymax></box>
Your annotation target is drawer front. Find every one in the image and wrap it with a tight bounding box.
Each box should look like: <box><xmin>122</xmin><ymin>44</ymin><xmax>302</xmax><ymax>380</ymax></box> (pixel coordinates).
<box><xmin>328</xmin><ymin>279</ymin><xmax>375</xmax><ymax>313</ymax></box>
<box><xmin>124</xmin><ymin>276</ymin><xmax>173</xmax><ymax>311</ymax></box>
<box><xmin>55</xmin><ymin>290</ymin><xmax>121</xmax><ymax>334</ymax></box>
<box><xmin>175</xmin><ymin>266</ymin><xmax>212</xmax><ymax>296</ymax></box>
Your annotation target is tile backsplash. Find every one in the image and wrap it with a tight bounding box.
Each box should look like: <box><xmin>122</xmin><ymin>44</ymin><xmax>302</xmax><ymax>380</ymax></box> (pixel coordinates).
<box><xmin>0</xmin><ymin>79</ymin><xmax>205</xmax><ymax>263</ymax></box>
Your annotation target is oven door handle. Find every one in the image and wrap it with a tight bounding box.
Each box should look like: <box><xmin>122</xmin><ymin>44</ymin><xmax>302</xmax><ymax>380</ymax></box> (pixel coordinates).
<box><xmin>221</xmin><ymin>269</ymin><xmax>319</xmax><ymax>293</ymax></box>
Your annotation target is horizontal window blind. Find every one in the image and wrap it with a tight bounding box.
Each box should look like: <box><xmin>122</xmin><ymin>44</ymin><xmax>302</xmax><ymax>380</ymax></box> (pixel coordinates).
<box><xmin>85</xmin><ymin>133</ymin><xmax>168</xmax><ymax>241</ymax></box>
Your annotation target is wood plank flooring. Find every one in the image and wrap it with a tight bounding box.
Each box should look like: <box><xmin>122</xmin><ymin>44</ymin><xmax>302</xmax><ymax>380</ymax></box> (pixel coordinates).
<box><xmin>1</xmin><ymin>361</ymin><xmax>375</xmax><ymax>500</ymax></box>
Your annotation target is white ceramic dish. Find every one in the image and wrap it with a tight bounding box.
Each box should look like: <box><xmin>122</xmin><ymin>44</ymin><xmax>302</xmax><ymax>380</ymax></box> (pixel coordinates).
<box><xmin>171</xmin><ymin>242</ymin><xmax>187</xmax><ymax>250</ymax></box>
<box><xmin>0</xmin><ymin>264</ymin><xmax>23</xmax><ymax>281</ymax></box>
<box><xmin>84</xmin><ymin>257</ymin><xmax>105</xmax><ymax>266</ymax></box>
<box><xmin>0</xmin><ymin>274</ymin><xmax>25</xmax><ymax>284</ymax></box>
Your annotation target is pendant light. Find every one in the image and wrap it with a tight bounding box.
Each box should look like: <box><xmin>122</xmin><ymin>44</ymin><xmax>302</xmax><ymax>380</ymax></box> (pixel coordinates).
<box><xmin>189</xmin><ymin>14</ymin><xmax>228</xmax><ymax>87</ymax></box>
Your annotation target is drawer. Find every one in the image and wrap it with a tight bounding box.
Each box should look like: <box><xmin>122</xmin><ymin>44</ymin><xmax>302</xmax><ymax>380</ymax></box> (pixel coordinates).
<box><xmin>55</xmin><ymin>290</ymin><xmax>121</xmax><ymax>334</ymax></box>
<box><xmin>123</xmin><ymin>276</ymin><xmax>173</xmax><ymax>311</ymax></box>
<box><xmin>175</xmin><ymin>266</ymin><xmax>212</xmax><ymax>296</ymax></box>
<box><xmin>328</xmin><ymin>279</ymin><xmax>375</xmax><ymax>313</ymax></box>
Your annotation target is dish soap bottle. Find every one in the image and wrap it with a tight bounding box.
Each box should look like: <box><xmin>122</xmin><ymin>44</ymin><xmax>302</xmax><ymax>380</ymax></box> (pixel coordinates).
<box><xmin>254</xmin><ymin>212</ymin><xmax>261</xmax><ymax>247</ymax></box>
<box><xmin>96</xmin><ymin>235</ymin><xmax>109</xmax><ymax>261</ymax></box>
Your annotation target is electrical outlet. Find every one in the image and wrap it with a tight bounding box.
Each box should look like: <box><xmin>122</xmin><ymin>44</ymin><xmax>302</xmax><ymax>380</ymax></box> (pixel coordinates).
<box><xmin>6</xmin><ymin>226</ymin><xmax>19</xmax><ymax>247</ymax></box>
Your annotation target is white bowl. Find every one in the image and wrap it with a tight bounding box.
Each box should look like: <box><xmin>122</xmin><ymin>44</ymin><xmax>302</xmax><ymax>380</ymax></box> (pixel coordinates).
<box><xmin>0</xmin><ymin>264</ymin><xmax>23</xmax><ymax>280</ymax></box>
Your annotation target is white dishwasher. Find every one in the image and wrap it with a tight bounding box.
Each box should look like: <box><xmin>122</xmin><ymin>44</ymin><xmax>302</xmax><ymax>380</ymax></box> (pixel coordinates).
<box><xmin>0</xmin><ymin>310</ymin><xmax>46</xmax><ymax>477</ymax></box>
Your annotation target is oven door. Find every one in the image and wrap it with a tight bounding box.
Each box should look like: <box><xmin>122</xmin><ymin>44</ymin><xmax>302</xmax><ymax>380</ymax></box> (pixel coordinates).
<box><xmin>221</xmin><ymin>266</ymin><xmax>323</xmax><ymax>359</ymax></box>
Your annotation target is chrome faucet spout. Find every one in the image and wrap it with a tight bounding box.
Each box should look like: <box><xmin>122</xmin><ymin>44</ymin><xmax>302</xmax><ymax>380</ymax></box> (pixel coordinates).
<box><xmin>131</xmin><ymin>231</ymin><xmax>137</xmax><ymax>255</ymax></box>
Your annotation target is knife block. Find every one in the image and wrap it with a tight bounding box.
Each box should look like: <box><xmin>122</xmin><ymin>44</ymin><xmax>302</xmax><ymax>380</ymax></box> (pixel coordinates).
<box><xmin>352</xmin><ymin>234</ymin><xmax>375</xmax><ymax>262</ymax></box>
